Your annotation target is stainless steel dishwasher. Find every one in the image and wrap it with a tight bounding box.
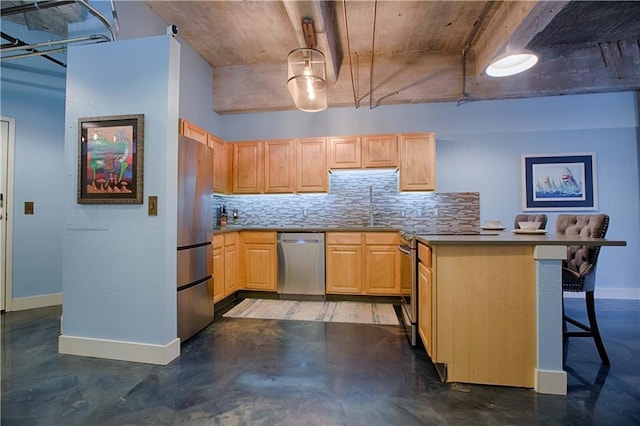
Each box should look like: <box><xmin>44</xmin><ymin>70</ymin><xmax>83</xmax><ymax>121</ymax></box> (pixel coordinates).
<box><xmin>277</xmin><ymin>232</ymin><xmax>325</xmax><ymax>296</ymax></box>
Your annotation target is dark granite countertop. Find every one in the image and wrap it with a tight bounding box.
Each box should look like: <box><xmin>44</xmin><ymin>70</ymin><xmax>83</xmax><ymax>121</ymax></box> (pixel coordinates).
<box><xmin>211</xmin><ymin>226</ymin><xmax>400</xmax><ymax>235</ymax></box>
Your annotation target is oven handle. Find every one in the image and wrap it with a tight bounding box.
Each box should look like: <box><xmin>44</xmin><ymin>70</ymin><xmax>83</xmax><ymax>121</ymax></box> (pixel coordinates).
<box><xmin>398</xmin><ymin>244</ymin><xmax>413</xmax><ymax>255</ymax></box>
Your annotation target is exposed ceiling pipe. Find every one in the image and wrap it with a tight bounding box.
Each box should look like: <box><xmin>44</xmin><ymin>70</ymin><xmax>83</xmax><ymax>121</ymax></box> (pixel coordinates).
<box><xmin>369</xmin><ymin>0</ymin><xmax>378</xmax><ymax>110</ymax></box>
<box><xmin>342</xmin><ymin>0</ymin><xmax>359</xmax><ymax>109</ymax></box>
<box><xmin>0</xmin><ymin>31</ymin><xmax>67</xmax><ymax>67</ymax></box>
<box><xmin>458</xmin><ymin>1</ymin><xmax>496</xmax><ymax>105</ymax></box>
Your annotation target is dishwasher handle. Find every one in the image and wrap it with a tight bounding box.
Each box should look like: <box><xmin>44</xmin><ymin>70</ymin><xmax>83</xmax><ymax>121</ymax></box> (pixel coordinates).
<box><xmin>281</xmin><ymin>238</ymin><xmax>322</xmax><ymax>244</ymax></box>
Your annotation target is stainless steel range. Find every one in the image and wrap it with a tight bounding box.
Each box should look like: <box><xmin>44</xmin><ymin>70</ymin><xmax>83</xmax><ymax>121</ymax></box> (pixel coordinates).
<box><xmin>398</xmin><ymin>229</ymin><xmax>419</xmax><ymax>346</ymax></box>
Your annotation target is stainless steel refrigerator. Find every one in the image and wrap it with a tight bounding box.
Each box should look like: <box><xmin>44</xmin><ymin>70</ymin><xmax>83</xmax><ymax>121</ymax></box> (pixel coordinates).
<box><xmin>177</xmin><ymin>135</ymin><xmax>214</xmax><ymax>342</ymax></box>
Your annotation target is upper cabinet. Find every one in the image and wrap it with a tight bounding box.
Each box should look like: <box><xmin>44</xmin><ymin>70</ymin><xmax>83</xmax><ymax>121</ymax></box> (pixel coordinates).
<box><xmin>296</xmin><ymin>138</ymin><xmax>328</xmax><ymax>193</ymax></box>
<box><xmin>264</xmin><ymin>139</ymin><xmax>296</xmax><ymax>193</ymax></box>
<box><xmin>329</xmin><ymin>136</ymin><xmax>361</xmax><ymax>169</ymax></box>
<box><xmin>232</xmin><ymin>141</ymin><xmax>263</xmax><ymax>194</ymax></box>
<box><xmin>328</xmin><ymin>134</ymin><xmax>399</xmax><ymax>170</ymax></box>
<box><xmin>179</xmin><ymin>118</ymin><xmax>208</xmax><ymax>144</ymax></box>
<box><xmin>209</xmin><ymin>133</ymin><xmax>230</xmax><ymax>194</ymax></box>
<box><xmin>399</xmin><ymin>133</ymin><xmax>436</xmax><ymax>191</ymax></box>
<box><xmin>363</xmin><ymin>134</ymin><xmax>398</xmax><ymax>169</ymax></box>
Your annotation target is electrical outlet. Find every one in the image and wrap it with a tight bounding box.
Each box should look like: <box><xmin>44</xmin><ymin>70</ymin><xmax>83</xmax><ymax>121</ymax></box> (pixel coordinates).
<box><xmin>24</xmin><ymin>201</ymin><xmax>34</xmax><ymax>215</ymax></box>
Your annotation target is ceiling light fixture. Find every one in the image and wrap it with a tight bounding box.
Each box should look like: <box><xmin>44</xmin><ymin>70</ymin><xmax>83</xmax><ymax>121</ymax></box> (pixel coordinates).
<box><xmin>485</xmin><ymin>1</ymin><xmax>538</xmax><ymax>78</ymax></box>
<box><xmin>486</xmin><ymin>45</ymin><xmax>538</xmax><ymax>77</ymax></box>
<box><xmin>287</xmin><ymin>19</ymin><xmax>327</xmax><ymax>112</ymax></box>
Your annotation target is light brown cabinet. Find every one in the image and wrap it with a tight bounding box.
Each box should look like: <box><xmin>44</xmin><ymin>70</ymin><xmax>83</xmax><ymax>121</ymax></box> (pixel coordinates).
<box><xmin>325</xmin><ymin>233</ymin><xmax>363</xmax><ymax>294</ymax></box>
<box><xmin>364</xmin><ymin>233</ymin><xmax>400</xmax><ymax>295</ymax></box>
<box><xmin>232</xmin><ymin>141</ymin><xmax>263</xmax><ymax>194</ymax></box>
<box><xmin>179</xmin><ymin>118</ymin><xmax>208</xmax><ymax>144</ymax></box>
<box><xmin>264</xmin><ymin>139</ymin><xmax>296</xmax><ymax>193</ymax></box>
<box><xmin>326</xmin><ymin>232</ymin><xmax>400</xmax><ymax>295</ymax></box>
<box><xmin>399</xmin><ymin>133</ymin><xmax>436</xmax><ymax>191</ymax></box>
<box><xmin>363</xmin><ymin>134</ymin><xmax>398</xmax><ymax>168</ymax></box>
<box><xmin>328</xmin><ymin>136</ymin><xmax>361</xmax><ymax>169</ymax></box>
<box><xmin>212</xmin><ymin>232</ymin><xmax>240</xmax><ymax>302</ymax></box>
<box><xmin>209</xmin><ymin>134</ymin><xmax>230</xmax><ymax>194</ymax></box>
<box><xmin>296</xmin><ymin>138</ymin><xmax>328</xmax><ymax>193</ymax></box>
<box><xmin>241</xmin><ymin>231</ymin><xmax>277</xmax><ymax>291</ymax></box>
<box><xmin>419</xmin><ymin>242</ymin><xmax>536</xmax><ymax>387</ymax></box>
<box><xmin>417</xmin><ymin>243</ymin><xmax>433</xmax><ymax>357</ymax></box>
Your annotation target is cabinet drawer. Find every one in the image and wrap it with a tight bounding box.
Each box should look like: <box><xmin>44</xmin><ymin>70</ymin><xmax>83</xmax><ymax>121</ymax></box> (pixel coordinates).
<box><xmin>224</xmin><ymin>232</ymin><xmax>237</xmax><ymax>246</ymax></box>
<box><xmin>327</xmin><ymin>233</ymin><xmax>362</xmax><ymax>245</ymax></box>
<box><xmin>213</xmin><ymin>234</ymin><xmax>224</xmax><ymax>248</ymax></box>
<box><xmin>242</xmin><ymin>231</ymin><xmax>276</xmax><ymax>244</ymax></box>
<box><xmin>418</xmin><ymin>243</ymin><xmax>431</xmax><ymax>266</ymax></box>
<box><xmin>364</xmin><ymin>232</ymin><xmax>399</xmax><ymax>245</ymax></box>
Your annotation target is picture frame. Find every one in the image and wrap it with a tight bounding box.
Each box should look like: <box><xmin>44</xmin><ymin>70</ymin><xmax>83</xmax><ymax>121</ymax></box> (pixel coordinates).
<box><xmin>521</xmin><ymin>152</ymin><xmax>597</xmax><ymax>211</ymax></box>
<box><xmin>78</xmin><ymin>114</ymin><xmax>144</xmax><ymax>204</ymax></box>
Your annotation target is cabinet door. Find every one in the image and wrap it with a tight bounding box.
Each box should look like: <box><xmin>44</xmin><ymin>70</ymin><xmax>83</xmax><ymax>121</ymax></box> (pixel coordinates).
<box><xmin>209</xmin><ymin>134</ymin><xmax>229</xmax><ymax>194</ymax></box>
<box><xmin>265</xmin><ymin>139</ymin><xmax>296</xmax><ymax>193</ymax></box>
<box><xmin>243</xmin><ymin>244</ymin><xmax>277</xmax><ymax>291</ymax></box>
<box><xmin>212</xmin><ymin>244</ymin><xmax>225</xmax><ymax>303</ymax></box>
<box><xmin>179</xmin><ymin>118</ymin><xmax>208</xmax><ymax>144</ymax></box>
<box><xmin>363</xmin><ymin>134</ymin><xmax>398</xmax><ymax>168</ymax></box>
<box><xmin>364</xmin><ymin>244</ymin><xmax>400</xmax><ymax>295</ymax></box>
<box><xmin>232</xmin><ymin>141</ymin><xmax>263</xmax><ymax>193</ymax></box>
<box><xmin>296</xmin><ymin>138</ymin><xmax>327</xmax><ymax>192</ymax></box>
<box><xmin>418</xmin><ymin>261</ymin><xmax>434</xmax><ymax>357</ymax></box>
<box><xmin>326</xmin><ymin>244</ymin><xmax>362</xmax><ymax>294</ymax></box>
<box><xmin>224</xmin><ymin>241</ymin><xmax>239</xmax><ymax>296</ymax></box>
<box><xmin>399</xmin><ymin>133</ymin><xmax>436</xmax><ymax>191</ymax></box>
<box><xmin>329</xmin><ymin>136</ymin><xmax>361</xmax><ymax>169</ymax></box>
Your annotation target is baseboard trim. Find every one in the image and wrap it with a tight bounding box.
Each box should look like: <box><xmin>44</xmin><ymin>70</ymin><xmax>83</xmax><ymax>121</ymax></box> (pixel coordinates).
<box><xmin>535</xmin><ymin>369</ymin><xmax>567</xmax><ymax>395</ymax></box>
<box><xmin>58</xmin><ymin>335</ymin><xmax>180</xmax><ymax>365</ymax></box>
<box><xmin>8</xmin><ymin>293</ymin><xmax>62</xmax><ymax>311</ymax></box>
<box><xmin>564</xmin><ymin>288</ymin><xmax>640</xmax><ymax>300</ymax></box>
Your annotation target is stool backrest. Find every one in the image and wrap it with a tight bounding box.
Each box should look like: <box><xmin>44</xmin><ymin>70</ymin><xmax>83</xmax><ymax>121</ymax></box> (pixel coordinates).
<box><xmin>556</xmin><ymin>214</ymin><xmax>609</xmax><ymax>291</ymax></box>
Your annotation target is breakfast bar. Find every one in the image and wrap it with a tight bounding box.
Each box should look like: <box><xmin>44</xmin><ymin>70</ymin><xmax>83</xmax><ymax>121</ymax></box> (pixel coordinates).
<box><xmin>414</xmin><ymin>232</ymin><xmax>626</xmax><ymax>395</ymax></box>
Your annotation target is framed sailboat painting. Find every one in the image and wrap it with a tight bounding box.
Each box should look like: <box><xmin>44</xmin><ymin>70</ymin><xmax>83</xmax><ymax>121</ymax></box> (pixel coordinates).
<box><xmin>521</xmin><ymin>153</ymin><xmax>597</xmax><ymax>211</ymax></box>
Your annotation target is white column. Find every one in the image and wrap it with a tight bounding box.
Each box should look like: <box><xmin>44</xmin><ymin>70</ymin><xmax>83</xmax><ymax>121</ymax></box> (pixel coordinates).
<box><xmin>533</xmin><ymin>245</ymin><xmax>567</xmax><ymax>395</ymax></box>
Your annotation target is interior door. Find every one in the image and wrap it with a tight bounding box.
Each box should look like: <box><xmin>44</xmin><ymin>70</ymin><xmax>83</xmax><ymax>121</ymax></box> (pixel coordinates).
<box><xmin>1</xmin><ymin>117</ymin><xmax>13</xmax><ymax>311</ymax></box>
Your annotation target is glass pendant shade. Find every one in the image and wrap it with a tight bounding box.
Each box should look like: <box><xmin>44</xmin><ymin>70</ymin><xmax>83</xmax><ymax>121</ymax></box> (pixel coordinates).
<box><xmin>287</xmin><ymin>47</ymin><xmax>327</xmax><ymax>112</ymax></box>
<box><xmin>486</xmin><ymin>46</ymin><xmax>538</xmax><ymax>77</ymax></box>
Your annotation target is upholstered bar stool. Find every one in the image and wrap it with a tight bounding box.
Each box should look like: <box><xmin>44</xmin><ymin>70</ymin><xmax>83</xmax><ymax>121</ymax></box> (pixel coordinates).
<box><xmin>514</xmin><ymin>214</ymin><xmax>548</xmax><ymax>229</ymax></box>
<box><xmin>556</xmin><ymin>214</ymin><xmax>610</xmax><ymax>364</ymax></box>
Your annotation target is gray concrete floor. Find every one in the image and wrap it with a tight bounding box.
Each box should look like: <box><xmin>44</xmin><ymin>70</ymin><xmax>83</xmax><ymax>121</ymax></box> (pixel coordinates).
<box><xmin>2</xmin><ymin>298</ymin><xmax>639</xmax><ymax>425</ymax></box>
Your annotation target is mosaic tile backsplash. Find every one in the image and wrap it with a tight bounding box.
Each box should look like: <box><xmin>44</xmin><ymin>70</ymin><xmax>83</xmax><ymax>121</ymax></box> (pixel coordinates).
<box><xmin>213</xmin><ymin>170</ymin><xmax>479</xmax><ymax>229</ymax></box>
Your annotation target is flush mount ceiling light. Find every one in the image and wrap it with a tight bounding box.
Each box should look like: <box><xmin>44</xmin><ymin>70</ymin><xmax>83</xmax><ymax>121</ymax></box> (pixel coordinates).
<box><xmin>486</xmin><ymin>45</ymin><xmax>539</xmax><ymax>77</ymax></box>
<box><xmin>287</xmin><ymin>19</ymin><xmax>327</xmax><ymax>112</ymax></box>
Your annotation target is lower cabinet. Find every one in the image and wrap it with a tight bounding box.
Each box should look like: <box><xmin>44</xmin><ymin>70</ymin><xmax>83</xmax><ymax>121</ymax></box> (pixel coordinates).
<box><xmin>326</xmin><ymin>233</ymin><xmax>363</xmax><ymax>294</ymax></box>
<box><xmin>326</xmin><ymin>232</ymin><xmax>400</xmax><ymax>295</ymax></box>
<box><xmin>241</xmin><ymin>231</ymin><xmax>277</xmax><ymax>291</ymax></box>
<box><xmin>212</xmin><ymin>232</ymin><xmax>239</xmax><ymax>303</ymax></box>
<box><xmin>417</xmin><ymin>243</ymin><xmax>433</xmax><ymax>357</ymax></box>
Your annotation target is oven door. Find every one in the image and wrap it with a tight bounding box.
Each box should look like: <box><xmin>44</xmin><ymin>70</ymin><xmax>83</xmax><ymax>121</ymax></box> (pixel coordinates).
<box><xmin>398</xmin><ymin>242</ymin><xmax>417</xmax><ymax>346</ymax></box>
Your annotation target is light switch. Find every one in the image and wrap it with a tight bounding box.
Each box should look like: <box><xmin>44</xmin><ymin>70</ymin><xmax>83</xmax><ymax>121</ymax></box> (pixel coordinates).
<box><xmin>25</xmin><ymin>201</ymin><xmax>34</xmax><ymax>215</ymax></box>
<box><xmin>148</xmin><ymin>196</ymin><xmax>158</xmax><ymax>216</ymax></box>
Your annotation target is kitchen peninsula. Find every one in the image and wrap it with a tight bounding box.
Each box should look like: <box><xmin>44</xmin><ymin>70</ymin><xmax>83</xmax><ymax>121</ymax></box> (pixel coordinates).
<box><xmin>415</xmin><ymin>231</ymin><xmax>626</xmax><ymax>395</ymax></box>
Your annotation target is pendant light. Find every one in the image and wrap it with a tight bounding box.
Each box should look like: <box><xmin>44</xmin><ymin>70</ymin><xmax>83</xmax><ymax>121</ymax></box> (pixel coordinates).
<box><xmin>287</xmin><ymin>19</ymin><xmax>327</xmax><ymax>112</ymax></box>
<box><xmin>485</xmin><ymin>1</ymin><xmax>538</xmax><ymax>78</ymax></box>
<box><xmin>486</xmin><ymin>45</ymin><xmax>538</xmax><ymax>77</ymax></box>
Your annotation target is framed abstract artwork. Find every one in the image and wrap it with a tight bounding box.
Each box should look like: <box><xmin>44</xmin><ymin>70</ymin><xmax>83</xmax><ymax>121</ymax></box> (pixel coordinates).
<box><xmin>521</xmin><ymin>153</ymin><xmax>597</xmax><ymax>211</ymax></box>
<box><xmin>77</xmin><ymin>114</ymin><xmax>144</xmax><ymax>204</ymax></box>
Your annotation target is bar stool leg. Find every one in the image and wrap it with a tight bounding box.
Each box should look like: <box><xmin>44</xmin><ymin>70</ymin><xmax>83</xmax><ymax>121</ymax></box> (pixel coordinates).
<box><xmin>586</xmin><ymin>291</ymin><xmax>610</xmax><ymax>365</ymax></box>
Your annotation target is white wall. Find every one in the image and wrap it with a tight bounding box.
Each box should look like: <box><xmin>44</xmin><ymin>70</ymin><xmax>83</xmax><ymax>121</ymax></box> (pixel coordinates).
<box><xmin>219</xmin><ymin>93</ymin><xmax>640</xmax><ymax>298</ymax></box>
<box><xmin>61</xmin><ymin>35</ymin><xmax>180</xmax><ymax>348</ymax></box>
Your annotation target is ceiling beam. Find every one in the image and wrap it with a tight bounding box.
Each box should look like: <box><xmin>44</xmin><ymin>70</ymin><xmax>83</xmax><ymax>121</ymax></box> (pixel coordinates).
<box><xmin>282</xmin><ymin>0</ymin><xmax>341</xmax><ymax>84</ymax></box>
<box><xmin>474</xmin><ymin>0</ymin><xmax>570</xmax><ymax>77</ymax></box>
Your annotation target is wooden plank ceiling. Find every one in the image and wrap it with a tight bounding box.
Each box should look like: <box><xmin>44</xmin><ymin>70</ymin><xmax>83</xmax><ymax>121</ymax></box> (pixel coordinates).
<box><xmin>146</xmin><ymin>1</ymin><xmax>638</xmax><ymax>114</ymax></box>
